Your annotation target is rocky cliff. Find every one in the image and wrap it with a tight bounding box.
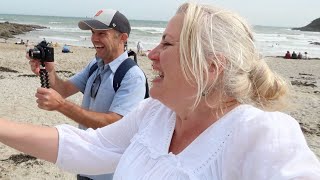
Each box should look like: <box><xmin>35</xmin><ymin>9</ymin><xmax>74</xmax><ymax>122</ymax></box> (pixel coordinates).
<box><xmin>292</xmin><ymin>18</ymin><xmax>320</xmax><ymax>32</ymax></box>
<box><xmin>0</xmin><ymin>21</ymin><xmax>46</xmax><ymax>39</ymax></box>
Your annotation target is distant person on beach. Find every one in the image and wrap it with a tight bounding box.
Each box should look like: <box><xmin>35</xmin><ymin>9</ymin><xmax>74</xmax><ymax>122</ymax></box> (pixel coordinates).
<box><xmin>124</xmin><ymin>42</ymin><xmax>138</xmax><ymax>63</ymax></box>
<box><xmin>26</xmin><ymin>8</ymin><xmax>147</xmax><ymax>180</ymax></box>
<box><xmin>61</xmin><ymin>44</ymin><xmax>72</xmax><ymax>53</ymax></box>
<box><xmin>137</xmin><ymin>41</ymin><xmax>143</xmax><ymax>55</ymax></box>
<box><xmin>304</xmin><ymin>52</ymin><xmax>309</xmax><ymax>60</ymax></box>
<box><xmin>15</xmin><ymin>39</ymin><xmax>25</xmax><ymax>45</ymax></box>
<box><xmin>291</xmin><ymin>51</ymin><xmax>298</xmax><ymax>59</ymax></box>
<box><xmin>2</xmin><ymin>2</ymin><xmax>320</xmax><ymax>179</ymax></box>
<box><xmin>284</xmin><ymin>51</ymin><xmax>291</xmax><ymax>59</ymax></box>
<box><xmin>297</xmin><ymin>52</ymin><xmax>303</xmax><ymax>59</ymax></box>
<box><xmin>25</xmin><ymin>40</ymin><xmax>30</xmax><ymax>52</ymax></box>
<box><xmin>48</xmin><ymin>41</ymin><xmax>54</xmax><ymax>47</ymax></box>
<box><xmin>127</xmin><ymin>49</ymin><xmax>137</xmax><ymax>63</ymax></box>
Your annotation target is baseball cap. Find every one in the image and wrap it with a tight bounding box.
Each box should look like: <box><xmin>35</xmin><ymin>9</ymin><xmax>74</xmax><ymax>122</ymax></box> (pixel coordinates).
<box><xmin>78</xmin><ymin>9</ymin><xmax>131</xmax><ymax>36</ymax></box>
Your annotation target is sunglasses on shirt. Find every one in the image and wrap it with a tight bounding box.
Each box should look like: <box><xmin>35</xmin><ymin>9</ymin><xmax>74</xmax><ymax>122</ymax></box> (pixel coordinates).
<box><xmin>90</xmin><ymin>74</ymin><xmax>101</xmax><ymax>98</ymax></box>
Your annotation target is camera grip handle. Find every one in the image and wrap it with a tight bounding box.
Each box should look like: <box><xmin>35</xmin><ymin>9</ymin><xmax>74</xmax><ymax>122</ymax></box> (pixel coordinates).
<box><xmin>39</xmin><ymin>64</ymin><xmax>50</xmax><ymax>88</ymax></box>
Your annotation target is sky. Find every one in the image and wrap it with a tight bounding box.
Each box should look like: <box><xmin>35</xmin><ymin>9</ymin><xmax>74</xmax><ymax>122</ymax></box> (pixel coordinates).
<box><xmin>0</xmin><ymin>0</ymin><xmax>319</xmax><ymax>27</ymax></box>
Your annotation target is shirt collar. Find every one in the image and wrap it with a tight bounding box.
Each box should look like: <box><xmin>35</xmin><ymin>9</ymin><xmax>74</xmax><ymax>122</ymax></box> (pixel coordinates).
<box><xmin>95</xmin><ymin>51</ymin><xmax>129</xmax><ymax>73</ymax></box>
<box><xmin>108</xmin><ymin>51</ymin><xmax>129</xmax><ymax>73</ymax></box>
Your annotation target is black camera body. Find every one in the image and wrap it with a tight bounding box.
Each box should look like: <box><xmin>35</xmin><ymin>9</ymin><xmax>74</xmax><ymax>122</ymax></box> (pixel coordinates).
<box><xmin>28</xmin><ymin>40</ymin><xmax>54</xmax><ymax>62</ymax></box>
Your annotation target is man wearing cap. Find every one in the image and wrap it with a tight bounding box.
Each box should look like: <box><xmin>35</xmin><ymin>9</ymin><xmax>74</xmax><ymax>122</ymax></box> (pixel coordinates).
<box><xmin>27</xmin><ymin>9</ymin><xmax>146</xmax><ymax>180</ymax></box>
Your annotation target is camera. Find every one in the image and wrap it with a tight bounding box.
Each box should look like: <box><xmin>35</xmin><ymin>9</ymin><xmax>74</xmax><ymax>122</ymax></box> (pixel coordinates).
<box><xmin>28</xmin><ymin>40</ymin><xmax>54</xmax><ymax>62</ymax></box>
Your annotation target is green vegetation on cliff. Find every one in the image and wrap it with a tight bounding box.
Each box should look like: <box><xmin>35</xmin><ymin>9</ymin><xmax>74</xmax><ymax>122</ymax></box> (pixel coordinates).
<box><xmin>292</xmin><ymin>18</ymin><xmax>320</xmax><ymax>32</ymax></box>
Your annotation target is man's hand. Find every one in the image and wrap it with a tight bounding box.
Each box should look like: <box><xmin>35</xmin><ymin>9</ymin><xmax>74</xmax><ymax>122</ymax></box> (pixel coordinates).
<box><xmin>35</xmin><ymin>88</ymin><xmax>65</xmax><ymax>111</ymax></box>
<box><xmin>26</xmin><ymin>54</ymin><xmax>55</xmax><ymax>75</ymax></box>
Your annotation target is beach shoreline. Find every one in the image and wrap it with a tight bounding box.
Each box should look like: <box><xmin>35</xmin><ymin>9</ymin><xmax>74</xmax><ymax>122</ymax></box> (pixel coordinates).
<box><xmin>2</xmin><ymin>16</ymin><xmax>320</xmax><ymax>58</ymax></box>
<box><xmin>0</xmin><ymin>40</ymin><xmax>319</xmax><ymax>179</ymax></box>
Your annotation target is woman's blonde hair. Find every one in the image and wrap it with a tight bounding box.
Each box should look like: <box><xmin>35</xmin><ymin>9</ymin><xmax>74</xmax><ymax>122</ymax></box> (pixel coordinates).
<box><xmin>177</xmin><ymin>2</ymin><xmax>290</xmax><ymax>111</ymax></box>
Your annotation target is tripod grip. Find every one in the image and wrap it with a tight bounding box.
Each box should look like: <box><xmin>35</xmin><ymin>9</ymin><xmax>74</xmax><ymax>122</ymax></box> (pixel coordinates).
<box><xmin>39</xmin><ymin>65</ymin><xmax>50</xmax><ymax>88</ymax></box>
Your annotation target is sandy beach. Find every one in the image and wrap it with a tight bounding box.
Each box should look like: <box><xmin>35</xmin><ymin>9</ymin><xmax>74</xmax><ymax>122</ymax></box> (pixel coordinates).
<box><xmin>0</xmin><ymin>41</ymin><xmax>319</xmax><ymax>179</ymax></box>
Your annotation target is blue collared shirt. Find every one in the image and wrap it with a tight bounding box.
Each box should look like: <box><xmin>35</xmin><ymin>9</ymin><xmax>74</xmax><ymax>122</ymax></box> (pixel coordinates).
<box><xmin>70</xmin><ymin>51</ymin><xmax>146</xmax><ymax>121</ymax></box>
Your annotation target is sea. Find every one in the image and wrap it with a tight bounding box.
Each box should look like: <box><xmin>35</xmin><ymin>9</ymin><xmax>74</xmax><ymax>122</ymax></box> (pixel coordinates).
<box><xmin>1</xmin><ymin>14</ymin><xmax>320</xmax><ymax>58</ymax></box>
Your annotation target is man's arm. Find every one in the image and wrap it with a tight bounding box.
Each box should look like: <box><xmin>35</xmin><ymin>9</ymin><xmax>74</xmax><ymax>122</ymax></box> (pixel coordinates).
<box><xmin>58</xmin><ymin>101</ymin><xmax>122</xmax><ymax>129</ymax></box>
<box><xmin>36</xmin><ymin>88</ymin><xmax>122</xmax><ymax>129</ymax></box>
<box><xmin>0</xmin><ymin>118</ymin><xmax>59</xmax><ymax>163</ymax></box>
<box><xmin>49</xmin><ymin>72</ymin><xmax>79</xmax><ymax>98</ymax></box>
<box><xmin>35</xmin><ymin>62</ymin><xmax>145</xmax><ymax>129</ymax></box>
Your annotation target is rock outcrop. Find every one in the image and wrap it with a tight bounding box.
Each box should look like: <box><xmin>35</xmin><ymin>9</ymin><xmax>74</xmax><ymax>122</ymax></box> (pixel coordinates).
<box><xmin>0</xmin><ymin>21</ymin><xmax>46</xmax><ymax>39</ymax></box>
<box><xmin>292</xmin><ymin>18</ymin><xmax>320</xmax><ymax>32</ymax></box>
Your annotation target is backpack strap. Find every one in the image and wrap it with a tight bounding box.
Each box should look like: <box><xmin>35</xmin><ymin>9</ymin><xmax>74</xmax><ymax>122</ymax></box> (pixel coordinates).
<box><xmin>113</xmin><ymin>58</ymin><xmax>137</xmax><ymax>92</ymax></box>
<box><xmin>113</xmin><ymin>58</ymin><xmax>149</xmax><ymax>99</ymax></box>
<box><xmin>88</xmin><ymin>62</ymin><xmax>98</xmax><ymax>78</ymax></box>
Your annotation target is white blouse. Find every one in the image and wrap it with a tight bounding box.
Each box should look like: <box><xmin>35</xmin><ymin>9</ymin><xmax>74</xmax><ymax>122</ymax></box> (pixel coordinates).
<box><xmin>56</xmin><ymin>98</ymin><xmax>320</xmax><ymax>180</ymax></box>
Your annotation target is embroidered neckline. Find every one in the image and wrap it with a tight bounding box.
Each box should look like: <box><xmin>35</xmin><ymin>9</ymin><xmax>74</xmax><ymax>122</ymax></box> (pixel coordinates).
<box><xmin>130</xmin><ymin>102</ymin><xmax>252</xmax><ymax>175</ymax></box>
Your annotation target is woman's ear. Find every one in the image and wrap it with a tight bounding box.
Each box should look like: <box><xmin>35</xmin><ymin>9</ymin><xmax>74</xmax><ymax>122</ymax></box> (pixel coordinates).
<box><xmin>208</xmin><ymin>53</ymin><xmax>226</xmax><ymax>75</ymax></box>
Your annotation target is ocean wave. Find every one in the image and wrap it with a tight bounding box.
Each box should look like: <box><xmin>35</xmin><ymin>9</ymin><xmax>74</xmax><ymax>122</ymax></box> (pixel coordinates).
<box><xmin>45</xmin><ymin>27</ymin><xmax>85</xmax><ymax>33</ymax></box>
<box><xmin>132</xmin><ymin>26</ymin><xmax>164</xmax><ymax>34</ymax></box>
<box><xmin>49</xmin><ymin>21</ymin><xmax>62</xmax><ymax>24</ymax></box>
<box><xmin>254</xmin><ymin>33</ymin><xmax>288</xmax><ymax>42</ymax></box>
<box><xmin>6</xmin><ymin>14</ymin><xmax>319</xmax><ymax>58</ymax></box>
<box><xmin>39</xmin><ymin>36</ymin><xmax>79</xmax><ymax>42</ymax></box>
<box><xmin>80</xmin><ymin>35</ymin><xmax>90</xmax><ymax>39</ymax></box>
<box><xmin>254</xmin><ymin>32</ymin><xmax>320</xmax><ymax>43</ymax></box>
<box><xmin>290</xmin><ymin>29</ymin><xmax>320</xmax><ymax>35</ymax></box>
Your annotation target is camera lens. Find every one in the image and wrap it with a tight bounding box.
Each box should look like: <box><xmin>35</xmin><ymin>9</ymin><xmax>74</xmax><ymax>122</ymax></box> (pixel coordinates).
<box><xmin>28</xmin><ymin>48</ymin><xmax>41</xmax><ymax>59</ymax></box>
<box><xmin>28</xmin><ymin>49</ymin><xmax>33</xmax><ymax>58</ymax></box>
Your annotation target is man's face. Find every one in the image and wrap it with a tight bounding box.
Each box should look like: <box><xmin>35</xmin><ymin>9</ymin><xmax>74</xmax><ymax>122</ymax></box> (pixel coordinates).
<box><xmin>91</xmin><ymin>29</ymin><xmax>122</xmax><ymax>62</ymax></box>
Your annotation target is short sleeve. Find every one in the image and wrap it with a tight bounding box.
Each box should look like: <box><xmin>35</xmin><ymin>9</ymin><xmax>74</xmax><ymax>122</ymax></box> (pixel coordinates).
<box><xmin>109</xmin><ymin>66</ymin><xmax>146</xmax><ymax>116</ymax></box>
